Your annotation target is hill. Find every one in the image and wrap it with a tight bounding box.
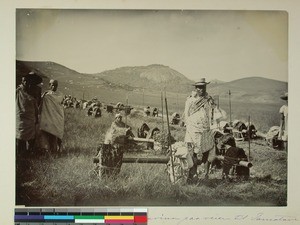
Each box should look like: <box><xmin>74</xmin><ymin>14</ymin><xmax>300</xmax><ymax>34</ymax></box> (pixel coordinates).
<box><xmin>95</xmin><ymin>64</ymin><xmax>194</xmax><ymax>93</ymax></box>
<box><xmin>16</xmin><ymin>60</ymin><xmax>82</xmax><ymax>82</ymax></box>
<box><xmin>16</xmin><ymin>61</ymin><xmax>194</xmax><ymax>93</ymax></box>
<box><xmin>16</xmin><ymin>60</ymin><xmax>130</xmax><ymax>99</ymax></box>
<box><xmin>208</xmin><ymin>77</ymin><xmax>287</xmax><ymax>104</ymax></box>
<box><xmin>16</xmin><ymin>60</ymin><xmax>287</xmax><ymax>105</ymax></box>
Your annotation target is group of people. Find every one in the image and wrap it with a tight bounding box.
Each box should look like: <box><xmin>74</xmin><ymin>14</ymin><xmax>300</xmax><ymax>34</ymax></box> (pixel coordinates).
<box><xmin>16</xmin><ymin>72</ymin><xmax>288</xmax><ymax>172</ymax></box>
<box><xmin>62</xmin><ymin>95</ymin><xmax>80</xmax><ymax>109</ymax></box>
<box><xmin>144</xmin><ymin>106</ymin><xmax>159</xmax><ymax>117</ymax></box>
<box><xmin>16</xmin><ymin>72</ymin><xmax>64</xmax><ymax>155</ymax></box>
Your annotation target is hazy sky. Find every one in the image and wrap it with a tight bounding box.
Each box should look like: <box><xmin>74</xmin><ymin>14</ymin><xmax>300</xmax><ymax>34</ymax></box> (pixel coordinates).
<box><xmin>16</xmin><ymin>9</ymin><xmax>288</xmax><ymax>82</ymax></box>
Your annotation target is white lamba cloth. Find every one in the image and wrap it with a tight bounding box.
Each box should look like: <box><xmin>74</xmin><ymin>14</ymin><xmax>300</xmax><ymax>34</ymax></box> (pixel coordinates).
<box><xmin>16</xmin><ymin>87</ymin><xmax>38</xmax><ymax>141</ymax></box>
<box><xmin>39</xmin><ymin>92</ymin><xmax>64</xmax><ymax>139</ymax></box>
<box><xmin>279</xmin><ymin>104</ymin><xmax>288</xmax><ymax>141</ymax></box>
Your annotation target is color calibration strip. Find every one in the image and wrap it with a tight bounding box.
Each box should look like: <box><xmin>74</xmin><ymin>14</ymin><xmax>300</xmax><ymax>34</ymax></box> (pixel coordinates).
<box><xmin>15</xmin><ymin>208</ymin><xmax>147</xmax><ymax>224</ymax></box>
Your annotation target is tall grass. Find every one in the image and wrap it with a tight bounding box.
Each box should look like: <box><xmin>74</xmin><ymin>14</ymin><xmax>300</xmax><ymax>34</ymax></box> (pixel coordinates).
<box><xmin>16</xmin><ymin>107</ymin><xmax>287</xmax><ymax>206</ymax></box>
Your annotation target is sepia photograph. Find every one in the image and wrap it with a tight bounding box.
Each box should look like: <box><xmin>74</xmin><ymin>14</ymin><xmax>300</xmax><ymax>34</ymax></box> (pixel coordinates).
<box><xmin>15</xmin><ymin>9</ymin><xmax>288</xmax><ymax>208</ymax></box>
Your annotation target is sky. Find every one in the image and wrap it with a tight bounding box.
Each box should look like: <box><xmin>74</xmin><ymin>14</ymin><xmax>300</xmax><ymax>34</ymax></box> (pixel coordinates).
<box><xmin>16</xmin><ymin>9</ymin><xmax>288</xmax><ymax>82</ymax></box>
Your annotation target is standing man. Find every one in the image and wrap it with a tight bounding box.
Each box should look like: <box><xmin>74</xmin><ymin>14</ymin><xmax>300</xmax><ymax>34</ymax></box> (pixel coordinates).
<box><xmin>16</xmin><ymin>72</ymin><xmax>43</xmax><ymax>154</ymax></box>
<box><xmin>278</xmin><ymin>92</ymin><xmax>288</xmax><ymax>151</ymax></box>
<box><xmin>38</xmin><ymin>79</ymin><xmax>64</xmax><ymax>153</ymax></box>
<box><xmin>183</xmin><ymin>78</ymin><xmax>216</xmax><ymax>182</ymax></box>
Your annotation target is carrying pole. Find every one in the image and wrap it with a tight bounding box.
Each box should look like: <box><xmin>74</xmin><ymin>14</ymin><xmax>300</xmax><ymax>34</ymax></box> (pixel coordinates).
<box><xmin>248</xmin><ymin>115</ymin><xmax>251</xmax><ymax>161</ymax></box>
<box><xmin>216</xmin><ymin>95</ymin><xmax>220</xmax><ymax>129</ymax></box>
<box><xmin>165</xmin><ymin>95</ymin><xmax>176</xmax><ymax>183</ymax></box>
<box><xmin>229</xmin><ymin>90</ymin><xmax>232</xmax><ymax>126</ymax></box>
<box><xmin>125</xmin><ymin>94</ymin><xmax>128</xmax><ymax>126</ymax></box>
<box><xmin>176</xmin><ymin>93</ymin><xmax>179</xmax><ymax>112</ymax></box>
<box><xmin>161</xmin><ymin>90</ymin><xmax>164</xmax><ymax>132</ymax></box>
<box><xmin>142</xmin><ymin>88</ymin><xmax>144</xmax><ymax>107</ymax></box>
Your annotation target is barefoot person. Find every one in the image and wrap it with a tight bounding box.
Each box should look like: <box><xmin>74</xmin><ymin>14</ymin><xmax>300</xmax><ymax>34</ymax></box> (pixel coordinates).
<box><xmin>182</xmin><ymin>78</ymin><xmax>216</xmax><ymax>183</ymax></box>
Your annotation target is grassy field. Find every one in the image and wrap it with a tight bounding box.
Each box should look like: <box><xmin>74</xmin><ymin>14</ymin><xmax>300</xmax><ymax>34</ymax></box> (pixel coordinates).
<box><xmin>16</xmin><ymin>105</ymin><xmax>287</xmax><ymax>207</ymax></box>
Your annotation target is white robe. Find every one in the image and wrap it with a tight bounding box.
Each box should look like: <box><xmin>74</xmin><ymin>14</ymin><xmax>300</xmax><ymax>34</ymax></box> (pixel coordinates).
<box><xmin>39</xmin><ymin>91</ymin><xmax>64</xmax><ymax>139</ymax></box>
<box><xmin>279</xmin><ymin>104</ymin><xmax>288</xmax><ymax>141</ymax></box>
<box><xmin>183</xmin><ymin>93</ymin><xmax>214</xmax><ymax>153</ymax></box>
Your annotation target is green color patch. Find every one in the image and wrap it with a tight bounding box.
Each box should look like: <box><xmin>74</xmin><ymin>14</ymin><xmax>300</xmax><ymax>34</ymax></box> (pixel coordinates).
<box><xmin>74</xmin><ymin>215</ymin><xmax>104</xmax><ymax>219</ymax></box>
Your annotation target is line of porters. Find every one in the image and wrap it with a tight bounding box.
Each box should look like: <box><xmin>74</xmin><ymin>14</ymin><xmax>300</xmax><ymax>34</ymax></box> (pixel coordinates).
<box><xmin>62</xmin><ymin>95</ymin><xmax>282</xmax><ymax>148</ymax></box>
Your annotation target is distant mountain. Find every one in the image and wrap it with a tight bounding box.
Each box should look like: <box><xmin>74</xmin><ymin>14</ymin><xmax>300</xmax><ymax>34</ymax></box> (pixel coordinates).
<box><xmin>16</xmin><ymin>61</ymin><xmax>195</xmax><ymax>93</ymax></box>
<box><xmin>16</xmin><ymin>60</ymin><xmax>83</xmax><ymax>87</ymax></box>
<box><xmin>209</xmin><ymin>79</ymin><xmax>225</xmax><ymax>84</ymax></box>
<box><xmin>208</xmin><ymin>77</ymin><xmax>288</xmax><ymax>103</ymax></box>
<box><xmin>96</xmin><ymin>64</ymin><xmax>194</xmax><ymax>93</ymax></box>
<box><xmin>16</xmin><ymin>61</ymin><xmax>114</xmax><ymax>94</ymax></box>
<box><xmin>16</xmin><ymin>60</ymin><xmax>288</xmax><ymax>104</ymax></box>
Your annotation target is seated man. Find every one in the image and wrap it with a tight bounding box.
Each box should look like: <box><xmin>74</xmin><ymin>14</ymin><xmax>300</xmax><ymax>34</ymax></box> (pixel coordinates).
<box><xmin>104</xmin><ymin>113</ymin><xmax>133</xmax><ymax>145</ymax></box>
<box><xmin>152</xmin><ymin>107</ymin><xmax>159</xmax><ymax>117</ymax></box>
<box><xmin>171</xmin><ymin>112</ymin><xmax>181</xmax><ymax>125</ymax></box>
<box><xmin>144</xmin><ymin>106</ymin><xmax>151</xmax><ymax>116</ymax></box>
<box><xmin>217</xmin><ymin>134</ymin><xmax>249</xmax><ymax>180</ymax></box>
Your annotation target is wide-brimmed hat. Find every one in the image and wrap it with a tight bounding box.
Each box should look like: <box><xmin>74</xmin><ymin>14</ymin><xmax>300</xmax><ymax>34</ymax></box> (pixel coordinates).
<box><xmin>24</xmin><ymin>71</ymin><xmax>43</xmax><ymax>85</ymax></box>
<box><xmin>280</xmin><ymin>92</ymin><xmax>288</xmax><ymax>100</ymax></box>
<box><xmin>192</xmin><ymin>78</ymin><xmax>210</xmax><ymax>86</ymax></box>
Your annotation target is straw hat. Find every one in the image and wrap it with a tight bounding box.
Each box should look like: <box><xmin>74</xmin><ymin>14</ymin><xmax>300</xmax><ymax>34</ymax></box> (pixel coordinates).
<box><xmin>192</xmin><ymin>78</ymin><xmax>210</xmax><ymax>86</ymax></box>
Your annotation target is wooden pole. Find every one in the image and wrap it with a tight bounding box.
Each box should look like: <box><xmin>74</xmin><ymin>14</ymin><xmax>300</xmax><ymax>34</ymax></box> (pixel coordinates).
<box><xmin>216</xmin><ymin>95</ymin><xmax>220</xmax><ymax>129</ymax></box>
<box><xmin>94</xmin><ymin>156</ymin><xmax>170</xmax><ymax>164</ymax></box>
<box><xmin>215</xmin><ymin>156</ymin><xmax>252</xmax><ymax>168</ymax></box>
<box><xmin>248</xmin><ymin>115</ymin><xmax>251</xmax><ymax>161</ymax></box>
<box><xmin>125</xmin><ymin>94</ymin><xmax>128</xmax><ymax>126</ymax></box>
<box><xmin>142</xmin><ymin>88</ymin><xmax>144</xmax><ymax>107</ymax></box>
<box><xmin>123</xmin><ymin>157</ymin><xmax>169</xmax><ymax>164</ymax></box>
<box><xmin>176</xmin><ymin>93</ymin><xmax>179</xmax><ymax>112</ymax></box>
<box><xmin>128</xmin><ymin>137</ymin><xmax>155</xmax><ymax>143</ymax></box>
<box><xmin>229</xmin><ymin>90</ymin><xmax>232</xmax><ymax>126</ymax></box>
<box><xmin>165</xmin><ymin>95</ymin><xmax>176</xmax><ymax>183</ymax></box>
<box><xmin>161</xmin><ymin>90</ymin><xmax>164</xmax><ymax>131</ymax></box>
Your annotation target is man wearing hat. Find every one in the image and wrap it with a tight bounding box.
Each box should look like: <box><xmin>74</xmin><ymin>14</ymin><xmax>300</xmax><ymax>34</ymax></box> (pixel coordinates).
<box><xmin>279</xmin><ymin>92</ymin><xmax>288</xmax><ymax>150</ymax></box>
<box><xmin>182</xmin><ymin>78</ymin><xmax>216</xmax><ymax>182</ymax></box>
<box><xmin>16</xmin><ymin>71</ymin><xmax>43</xmax><ymax>154</ymax></box>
